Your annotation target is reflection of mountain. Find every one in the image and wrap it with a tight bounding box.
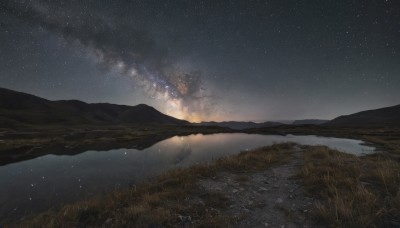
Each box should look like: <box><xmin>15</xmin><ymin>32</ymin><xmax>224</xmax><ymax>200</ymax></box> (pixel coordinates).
<box><xmin>0</xmin><ymin>87</ymin><xmax>188</xmax><ymax>127</ymax></box>
<box><xmin>0</xmin><ymin>133</ymin><xmax>184</xmax><ymax>166</ymax></box>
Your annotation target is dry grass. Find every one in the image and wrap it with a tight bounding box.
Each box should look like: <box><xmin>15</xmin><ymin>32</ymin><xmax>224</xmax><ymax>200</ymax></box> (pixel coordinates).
<box><xmin>10</xmin><ymin>143</ymin><xmax>295</xmax><ymax>228</ymax></box>
<box><xmin>299</xmin><ymin>146</ymin><xmax>400</xmax><ymax>227</ymax></box>
<box><xmin>216</xmin><ymin>143</ymin><xmax>294</xmax><ymax>171</ymax></box>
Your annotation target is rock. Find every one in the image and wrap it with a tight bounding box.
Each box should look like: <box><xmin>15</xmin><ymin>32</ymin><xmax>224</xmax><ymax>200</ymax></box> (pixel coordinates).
<box><xmin>276</xmin><ymin>198</ymin><xmax>283</xmax><ymax>204</ymax></box>
<box><xmin>233</xmin><ymin>189</ymin><xmax>239</xmax><ymax>193</ymax></box>
<box><xmin>105</xmin><ymin>218</ymin><xmax>113</xmax><ymax>224</ymax></box>
<box><xmin>259</xmin><ymin>187</ymin><xmax>268</xmax><ymax>191</ymax></box>
<box><xmin>391</xmin><ymin>220</ymin><xmax>400</xmax><ymax>226</ymax></box>
<box><xmin>178</xmin><ymin>214</ymin><xmax>191</xmax><ymax>223</ymax></box>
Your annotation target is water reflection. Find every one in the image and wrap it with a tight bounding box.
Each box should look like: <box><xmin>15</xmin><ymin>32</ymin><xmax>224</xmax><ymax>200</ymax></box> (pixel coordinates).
<box><xmin>0</xmin><ymin>133</ymin><xmax>375</xmax><ymax>224</ymax></box>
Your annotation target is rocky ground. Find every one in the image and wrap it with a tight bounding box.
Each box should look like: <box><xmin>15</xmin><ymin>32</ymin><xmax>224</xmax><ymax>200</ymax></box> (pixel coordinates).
<box><xmin>194</xmin><ymin>148</ymin><xmax>322</xmax><ymax>227</ymax></box>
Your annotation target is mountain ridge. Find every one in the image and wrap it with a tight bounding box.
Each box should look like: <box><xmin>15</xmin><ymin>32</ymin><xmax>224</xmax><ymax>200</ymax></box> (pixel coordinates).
<box><xmin>193</xmin><ymin>121</ymin><xmax>284</xmax><ymax>130</ymax></box>
<box><xmin>0</xmin><ymin>87</ymin><xmax>188</xmax><ymax>126</ymax></box>
<box><xmin>326</xmin><ymin>104</ymin><xmax>400</xmax><ymax>126</ymax></box>
<box><xmin>292</xmin><ymin>119</ymin><xmax>329</xmax><ymax>125</ymax></box>
<box><xmin>2</xmin><ymin>87</ymin><xmax>400</xmax><ymax>128</ymax></box>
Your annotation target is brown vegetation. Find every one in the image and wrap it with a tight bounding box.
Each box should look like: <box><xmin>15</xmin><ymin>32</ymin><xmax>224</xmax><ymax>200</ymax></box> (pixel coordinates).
<box><xmin>299</xmin><ymin>146</ymin><xmax>400</xmax><ymax>227</ymax></box>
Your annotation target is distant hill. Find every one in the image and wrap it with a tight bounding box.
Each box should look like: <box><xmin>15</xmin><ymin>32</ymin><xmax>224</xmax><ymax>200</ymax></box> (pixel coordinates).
<box><xmin>194</xmin><ymin>121</ymin><xmax>284</xmax><ymax>130</ymax></box>
<box><xmin>327</xmin><ymin>104</ymin><xmax>400</xmax><ymax>127</ymax></box>
<box><xmin>0</xmin><ymin>88</ymin><xmax>188</xmax><ymax>127</ymax></box>
<box><xmin>292</xmin><ymin>119</ymin><xmax>329</xmax><ymax>125</ymax></box>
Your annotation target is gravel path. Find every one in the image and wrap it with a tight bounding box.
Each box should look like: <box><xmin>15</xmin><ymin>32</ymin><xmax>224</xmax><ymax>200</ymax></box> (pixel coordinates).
<box><xmin>198</xmin><ymin>148</ymin><xmax>322</xmax><ymax>227</ymax></box>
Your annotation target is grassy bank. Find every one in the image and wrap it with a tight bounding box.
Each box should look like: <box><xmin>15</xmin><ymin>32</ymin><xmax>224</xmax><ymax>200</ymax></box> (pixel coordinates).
<box><xmin>245</xmin><ymin>126</ymin><xmax>400</xmax><ymax>151</ymax></box>
<box><xmin>11</xmin><ymin>143</ymin><xmax>294</xmax><ymax>227</ymax></box>
<box><xmin>299</xmin><ymin>146</ymin><xmax>400</xmax><ymax>227</ymax></box>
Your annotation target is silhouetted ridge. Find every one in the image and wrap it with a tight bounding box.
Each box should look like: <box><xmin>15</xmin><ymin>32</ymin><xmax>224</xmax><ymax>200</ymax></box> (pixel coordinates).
<box><xmin>326</xmin><ymin>104</ymin><xmax>400</xmax><ymax>127</ymax></box>
<box><xmin>0</xmin><ymin>87</ymin><xmax>188</xmax><ymax>126</ymax></box>
<box><xmin>194</xmin><ymin>121</ymin><xmax>283</xmax><ymax>130</ymax></box>
<box><xmin>292</xmin><ymin>119</ymin><xmax>329</xmax><ymax>125</ymax></box>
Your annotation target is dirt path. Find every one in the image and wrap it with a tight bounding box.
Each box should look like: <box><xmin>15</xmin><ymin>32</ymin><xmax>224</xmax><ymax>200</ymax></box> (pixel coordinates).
<box><xmin>198</xmin><ymin>148</ymin><xmax>320</xmax><ymax>227</ymax></box>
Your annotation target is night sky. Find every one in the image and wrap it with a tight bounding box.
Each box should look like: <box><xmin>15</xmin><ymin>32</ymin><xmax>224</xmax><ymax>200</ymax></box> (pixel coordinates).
<box><xmin>0</xmin><ymin>0</ymin><xmax>399</xmax><ymax>122</ymax></box>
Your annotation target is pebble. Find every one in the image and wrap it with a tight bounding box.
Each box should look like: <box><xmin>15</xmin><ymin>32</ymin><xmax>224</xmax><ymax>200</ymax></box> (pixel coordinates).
<box><xmin>105</xmin><ymin>218</ymin><xmax>113</xmax><ymax>224</ymax></box>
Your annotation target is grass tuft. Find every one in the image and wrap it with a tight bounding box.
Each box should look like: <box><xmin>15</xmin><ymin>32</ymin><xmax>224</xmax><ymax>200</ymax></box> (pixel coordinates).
<box><xmin>299</xmin><ymin>146</ymin><xmax>400</xmax><ymax>227</ymax></box>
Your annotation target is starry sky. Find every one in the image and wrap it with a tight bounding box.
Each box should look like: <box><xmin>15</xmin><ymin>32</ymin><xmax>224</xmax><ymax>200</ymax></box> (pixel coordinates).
<box><xmin>0</xmin><ymin>0</ymin><xmax>399</xmax><ymax>122</ymax></box>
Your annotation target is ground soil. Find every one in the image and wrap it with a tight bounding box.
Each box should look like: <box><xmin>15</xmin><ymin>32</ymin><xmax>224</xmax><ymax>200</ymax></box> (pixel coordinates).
<box><xmin>194</xmin><ymin>148</ymin><xmax>324</xmax><ymax>227</ymax></box>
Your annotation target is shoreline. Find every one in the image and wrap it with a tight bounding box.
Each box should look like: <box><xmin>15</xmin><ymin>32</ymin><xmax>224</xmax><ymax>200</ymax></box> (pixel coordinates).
<box><xmin>5</xmin><ymin>143</ymin><xmax>400</xmax><ymax>227</ymax></box>
<box><xmin>2</xmin><ymin>125</ymin><xmax>400</xmax><ymax>164</ymax></box>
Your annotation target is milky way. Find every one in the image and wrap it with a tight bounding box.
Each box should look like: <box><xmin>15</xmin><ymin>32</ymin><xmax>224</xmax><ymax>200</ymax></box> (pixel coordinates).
<box><xmin>2</xmin><ymin>0</ymin><xmax>212</xmax><ymax>121</ymax></box>
<box><xmin>1</xmin><ymin>0</ymin><xmax>399</xmax><ymax>121</ymax></box>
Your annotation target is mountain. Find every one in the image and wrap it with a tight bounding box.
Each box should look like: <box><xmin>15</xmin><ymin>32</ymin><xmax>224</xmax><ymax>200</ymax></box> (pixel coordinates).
<box><xmin>194</xmin><ymin>121</ymin><xmax>284</xmax><ymax>130</ymax></box>
<box><xmin>0</xmin><ymin>88</ymin><xmax>188</xmax><ymax>127</ymax></box>
<box><xmin>327</xmin><ymin>104</ymin><xmax>400</xmax><ymax>127</ymax></box>
<box><xmin>292</xmin><ymin>119</ymin><xmax>329</xmax><ymax>125</ymax></box>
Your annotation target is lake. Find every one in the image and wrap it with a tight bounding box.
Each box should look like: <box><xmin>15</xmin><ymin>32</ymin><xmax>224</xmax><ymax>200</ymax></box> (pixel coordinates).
<box><xmin>0</xmin><ymin>133</ymin><xmax>375</xmax><ymax>224</ymax></box>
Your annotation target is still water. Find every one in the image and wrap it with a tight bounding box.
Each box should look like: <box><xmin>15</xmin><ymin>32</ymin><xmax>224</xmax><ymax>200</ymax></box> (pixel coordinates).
<box><xmin>0</xmin><ymin>133</ymin><xmax>375</xmax><ymax>223</ymax></box>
